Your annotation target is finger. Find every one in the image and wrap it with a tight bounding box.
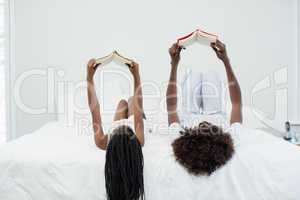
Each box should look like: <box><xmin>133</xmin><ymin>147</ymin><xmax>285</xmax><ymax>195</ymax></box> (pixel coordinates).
<box><xmin>169</xmin><ymin>47</ymin><xmax>174</xmax><ymax>54</ymax></box>
<box><xmin>171</xmin><ymin>43</ymin><xmax>178</xmax><ymax>51</ymax></box>
<box><xmin>133</xmin><ymin>61</ymin><xmax>139</xmax><ymax>69</ymax></box>
<box><xmin>125</xmin><ymin>63</ymin><xmax>131</xmax><ymax>68</ymax></box>
<box><xmin>211</xmin><ymin>43</ymin><xmax>219</xmax><ymax>52</ymax></box>
<box><xmin>179</xmin><ymin>45</ymin><xmax>186</xmax><ymax>50</ymax></box>
<box><xmin>94</xmin><ymin>63</ymin><xmax>100</xmax><ymax>69</ymax></box>
<box><xmin>170</xmin><ymin>49</ymin><xmax>176</xmax><ymax>55</ymax></box>
<box><xmin>129</xmin><ymin>61</ymin><xmax>135</xmax><ymax>68</ymax></box>
<box><xmin>216</xmin><ymin>40</ymin><xmax>225</xmax><ymax>49</ymax></box>
<box><xmin>212</xmin><ymin>47</ymin><xmax>219</xmax><ymax>53</ymax></box>
<box><xmin>176</xmin><ymin>44</ymin><xmax>182</xmax><ymax>53</ymax></box>
<box><xmin>89</xmin><ymin>58</ymin><xmax>96</xmax><ymax>65</ymax></box>
<box><xmin>169</xmin><ymin>44</ymin><xmax>175</xmax><ymax>52</ymax></box>
<box><xmin>210</xmin><ymin>42</ymin><xmax>216</xmax><ymax>49</ymax></box>
<box><xmin>175</xmin><ymin>46</ymin><xmax>179</xmax><ymax>55</ymax></box>
<box><xmin>215</xmin><ymin>44</ymin><xmax>224</xmax><ymax>52</ymax></box>
<box><xmin>88</xmin><ymin>59</ymin><xmax>96</xmax><ymax>68</ymax></box>
<box><xmin>216</xmin><ymin>39</ymin><xmax>222</xmax><ymax>45</ymax></box>
<box><xmin>214</xmin><ymin>41</ymin><xmax>222</xmax><ymax>49</ymax></box>
<box><xmin>131</xmin><ymin>60</ymin><xmax>137</xmax><ymax>65</ymax></box>
<box><xmin>178</xmin><ymin>45</ymin><xmax>183</xmax><ymax>51</ymax></box>
<box><xmin>176</xmin><ymin>48</ymin><xmax>181</xmax><ymax>55</ymax></box>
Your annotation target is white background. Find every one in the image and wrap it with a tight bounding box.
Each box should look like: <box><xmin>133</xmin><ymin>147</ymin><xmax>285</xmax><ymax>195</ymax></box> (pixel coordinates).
<box><xmin>0</xmin><ymin>0</ymin><xmax>6</xmax><ymax>143</ymax></box>
<box><xmin>7</xmin><ymin>0</ymin><xmax>299</xmax><ymax>138</ymax></box>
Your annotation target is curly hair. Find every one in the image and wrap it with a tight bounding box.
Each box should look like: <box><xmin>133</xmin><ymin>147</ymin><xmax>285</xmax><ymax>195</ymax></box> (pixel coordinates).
<box><xmin>105</xmin><ymin>125</ymin><xmax>144</xmax><ymax>200</ymax></box>
<box><xmin>172</xmin><ymin>121</ymin><xmax>235</xmax><ymax>176</ymax></box>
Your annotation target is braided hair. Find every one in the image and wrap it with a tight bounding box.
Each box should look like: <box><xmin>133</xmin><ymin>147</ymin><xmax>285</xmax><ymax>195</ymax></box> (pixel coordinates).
<box><xmin>105</xmin><ymin>125</ymin><xmax>145</xmax><ymax>200</ymax></box>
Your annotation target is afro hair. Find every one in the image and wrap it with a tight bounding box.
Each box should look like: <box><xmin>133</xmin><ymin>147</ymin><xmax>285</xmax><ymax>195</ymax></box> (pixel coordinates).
<box><xmin>172</xmin><ymin>121</ymin><xmax>235</xmax><ymax>176</ymax></box>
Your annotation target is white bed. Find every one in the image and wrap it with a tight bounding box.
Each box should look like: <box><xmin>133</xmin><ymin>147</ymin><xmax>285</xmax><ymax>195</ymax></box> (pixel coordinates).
<box><xmin>0</xmin><ymin>120</ymin><xmax>300</xmax><ymax>200</ymax></box>
<box><xmin>1</xmin><ymin>75</ymin><xmax>299</xmax><ymax>200</ymax></box>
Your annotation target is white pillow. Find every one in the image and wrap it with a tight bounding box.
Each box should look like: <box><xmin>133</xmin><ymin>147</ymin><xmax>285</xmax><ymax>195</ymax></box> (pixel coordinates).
<box><xmin>179</xmin><ymin>70</ymin><xmax>225</xmax><ymax>115</ymax></box>
<box><xmin>181</xmin><ymin>70</ymin><xmax>202</xmax><ymax>114</ymax></box>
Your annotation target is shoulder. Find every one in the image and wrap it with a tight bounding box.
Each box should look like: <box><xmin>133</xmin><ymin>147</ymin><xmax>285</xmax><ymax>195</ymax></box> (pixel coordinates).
<box><xmin>226</xmin><ymin>122</ymin><xmax>244</xmax><ymax>146</ymax></box>
<box><xmin>95</xmin><ymin>134</ymin><xmax>109</xmax><ymax>150</ymax></box>
<box><xmin>228</xmin><ymin>122</ymin><xmax>243</xmax><ymax>132</ymax></box>
<box><xmin>168</xmin><ymin>122</ymin><xmax>183</xmax><ymax>135</ymax></box>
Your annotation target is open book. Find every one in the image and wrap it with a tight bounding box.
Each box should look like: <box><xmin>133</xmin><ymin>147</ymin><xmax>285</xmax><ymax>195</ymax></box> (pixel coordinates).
<box><xmin>95</xmin><ymin>51</ymin><xmax>132</xmax><ymax>67</ymax></box>
<box><xmin>177</xmin><ymin>29</ymin><xmax>218</xmax><ymax>48</ymax></box>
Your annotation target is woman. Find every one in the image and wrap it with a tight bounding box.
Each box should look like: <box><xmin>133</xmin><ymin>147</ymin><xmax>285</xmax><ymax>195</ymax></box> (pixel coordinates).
<box><xmin>166</xmin><ymin>40</ymin><xmax>241</xmax><ymax>175</ymax></box>
<box><xmin>87</xmin><ymin>59</ymin><xmax>145</xmax><ymax>200</ymax></box>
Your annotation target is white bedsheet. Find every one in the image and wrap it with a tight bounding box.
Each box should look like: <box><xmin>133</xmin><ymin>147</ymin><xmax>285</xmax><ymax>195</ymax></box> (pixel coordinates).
<box><xmin>0</xmin><ymin>122</ymin><xmax>300</xmax><ymax>200</ymax></box>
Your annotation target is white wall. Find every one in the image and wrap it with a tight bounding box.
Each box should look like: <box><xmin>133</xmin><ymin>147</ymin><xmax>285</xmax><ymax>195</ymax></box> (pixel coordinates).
<box><xmin>9</xmin><ymin>0</ymin><xmax>298</xmax><ymax>138</ymax></box>
<box><xmin>298</xmin><ymin>0</ymin><xmax>300</xmax><ymax>120</ymax></box>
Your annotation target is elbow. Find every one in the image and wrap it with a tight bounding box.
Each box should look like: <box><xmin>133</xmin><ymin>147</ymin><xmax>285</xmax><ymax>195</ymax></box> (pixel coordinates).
<box><xmin>167</xmin><ymin>104</ymin><xmax>177</xmax><ymax>115</ymax></box>
<box><xmin>136</xmin><ymin>134</ymin><xmax>145</xmax><ymax>147</ymax></box>
<box><xmin>94</xmin><ymin>135</ymin><xmax>107</xmax><ymax>150</ymax></box>
<box><xmin>95</xmin><ymin>142</ymin><xmax>106</xmax><ymax>150</ymax></box>
<box><xmin>139</xmin><ymin>139</ymin><xmax>145</xmax><ymax>147</ymax></box>
<box><xmin>140</xmin><ymin>138</ymin><xmax>145</xmax><ymax>146</ymax></box>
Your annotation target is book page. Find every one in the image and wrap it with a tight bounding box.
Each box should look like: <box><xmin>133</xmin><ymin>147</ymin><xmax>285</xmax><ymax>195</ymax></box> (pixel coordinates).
<box><xmin>113</xmin><ymin>54</ymin><xmax>131</xmax><ymax>66</ymax></box>
<box><xmin>112</xmin><ymin>51</ymin><xmax>132</xmax><ymax>66</ymax></box>
<box><xmin>95</xmin><ymin>51</ymin><xmax>132</xmax><ymax>67</ymax></box>
<box><xmin>95</xmin><ymin>53</ymin><xmax>114</xmax><ymax>66</ymax></box>
<box><xmin>178</xmin><ymin>32</ymin><xmax>197</xmax><ymax>47</ymax></box>
<box><xmin>196</xmin><ymin>32</ymin><xmax>217</xmax><ymax>46</ymax></box>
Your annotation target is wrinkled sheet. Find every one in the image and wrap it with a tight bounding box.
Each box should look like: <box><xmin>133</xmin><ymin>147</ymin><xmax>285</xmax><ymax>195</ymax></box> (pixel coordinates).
<box><xmin>0</xmin><ymin>122</ymin><xmax>300</xmax><ymax>200</ymax></box>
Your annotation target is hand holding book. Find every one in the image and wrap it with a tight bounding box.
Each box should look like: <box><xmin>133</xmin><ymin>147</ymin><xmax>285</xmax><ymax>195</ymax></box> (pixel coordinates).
<box><xmin>127</xmin><ymin>60</ymin><xmax>140</xmax><ymax>79</ymax></box>
<box><xmin>95</xmin><ymin>50</ymin><xmax>133</xmax><ymax>67</ymax></box>
<box><xmin>169</xmin><ymin>43</ymin><xmax>182</xmax><ymax>67</ymax></box>
<box><xmin>88</xmin><ymin>51</ymin><xmax>139</xmax><ymax>78</ymax></box>
<box><xmin>177</xmin><ymin>29</ymin><xmax>218</xmax><ymax>48</ymax></box>
<box><xmin>211</xmin><ymin>40</ymin><xmax>229</xmax><ymax>63</ymax></box>
<box><xmin>86</xmin><ymin>58</ymin><xmax>98</xmax><ymax>82</ymax></box>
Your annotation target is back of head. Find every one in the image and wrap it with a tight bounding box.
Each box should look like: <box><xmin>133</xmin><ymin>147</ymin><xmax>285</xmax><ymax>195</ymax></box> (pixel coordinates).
<box><xmin>105</xmin><ymin>125</ymin><xmax>144</xmax><ymax>200</ymax></box>
<box><xmin>172</xmin><ymin>121</ymin><xmax>235</xmax><ymax>176</ymax></box>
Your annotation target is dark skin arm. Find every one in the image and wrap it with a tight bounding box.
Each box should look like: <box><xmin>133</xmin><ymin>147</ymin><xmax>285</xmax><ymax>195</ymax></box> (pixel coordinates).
<box><xmin>87</xmin><ymin>59</ymin><xmax>145</xmax><ymax>148</ymax></box>
<box><xmin>166</xmin><ymin>43</ymin><xmax>182</xmax><ymax>125</ymax></box>
<box><xmin>128</xmin><ymin>61</ymin><xmax>145</xmax><ymax>146</ymax></box>
<box><xmin>211</xmin><ymin>40</ymin><xmax>243</xmax><ymax>124</ymax></box>
<box><xmin>87</xmin><ymin>59</ymin><xmax>108</xmax><ymax>150</ymax></box>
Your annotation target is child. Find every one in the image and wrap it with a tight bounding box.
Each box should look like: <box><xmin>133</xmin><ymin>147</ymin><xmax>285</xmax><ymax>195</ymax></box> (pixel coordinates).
<box><xmin>87</xmin><ymin>59</ymin><xmax>145</xmax><ymax>200</ymax></box>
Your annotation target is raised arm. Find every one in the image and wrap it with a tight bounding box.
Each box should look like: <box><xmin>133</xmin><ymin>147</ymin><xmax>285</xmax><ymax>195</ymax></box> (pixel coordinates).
<box><xmin>86</xmin><ymin>59</ymin><xmax>108</xmax><ymax>150</ymax></box>
<box><xmin>128</xmin><ymin>61</ymin><xmax>145</xmax><ymax>146</ymax></box>
<box><xmin>211</xmin><ymin>40</ymin><xmax>243</xmax><ymax>124</ymax></box>
<box><xmin>166</xmin><ymin>44</ymin><xmax>182</xmax><ymax>125</ymax></box>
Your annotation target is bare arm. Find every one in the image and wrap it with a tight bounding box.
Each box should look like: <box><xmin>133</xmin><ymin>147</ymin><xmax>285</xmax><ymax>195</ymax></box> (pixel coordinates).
<box><xmin>129</xmin><ymin>62</ymin><xmax>145</xmax><ymax>146</ymax></box>
<box><xmin>224</xmin><ymin>60</ymin><xmax>243</xmax><ymax>124</ymax></box>
<box><xmin>211</xmin><ymin>40</ymin><xmax>243</xmax><ymax>124</ymax></box>
<box><xmin>166</xmin><ymin>44</ymin><xmax>182</xmax><ymax>125</ymax></box>
<box><xmin>87</xmin><ymin>59</ymin><xmax>108</xmax><ymax>150</ymax></box>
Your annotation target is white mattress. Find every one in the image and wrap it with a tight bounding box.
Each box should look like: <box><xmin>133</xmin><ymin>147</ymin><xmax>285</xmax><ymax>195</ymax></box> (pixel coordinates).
<box><xmin>0</xmin><ymin>122</ymin><xmax>300</xmax><ymax>200</ymax></box>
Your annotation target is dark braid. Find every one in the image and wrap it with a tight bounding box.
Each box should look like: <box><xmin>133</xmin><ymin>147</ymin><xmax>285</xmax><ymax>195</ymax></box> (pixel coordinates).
<box><xmin>105</xmin><ymin>125</ymin><xmax>145</xmax><ymax>200</ymax></box>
